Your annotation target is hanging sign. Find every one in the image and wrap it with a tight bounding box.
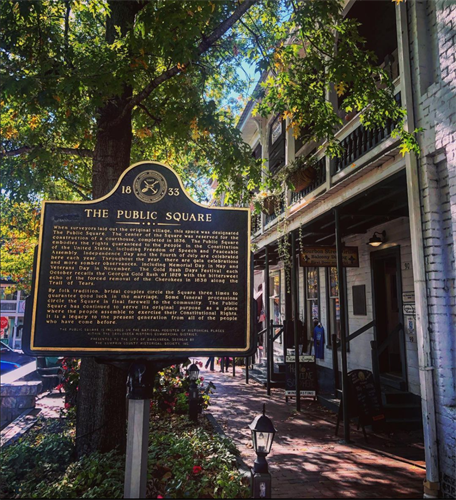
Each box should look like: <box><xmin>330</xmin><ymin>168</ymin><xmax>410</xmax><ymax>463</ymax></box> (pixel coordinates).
<box><xmin>23</xmin><ymin>162</ymin><xmax>252</xmax><ymax>357</ymax></box>
<box><xmin>403</xmin><ymin>304</ymin><xmax>416</xmax><ymax>316</ymax></box>
<box><xmin>402</xmin><ymin>291</ymin><xmax>415</xmax><ymax>303</ymax></box>
<box><xmin>285</xmin><ymin>354</ymin><xmax>317</xmax><ymax>397</ymax></box>
<box><xmin>300</xmin><ymin>246</ymin><xmax>359</xmax><ymax>267</ymax></box>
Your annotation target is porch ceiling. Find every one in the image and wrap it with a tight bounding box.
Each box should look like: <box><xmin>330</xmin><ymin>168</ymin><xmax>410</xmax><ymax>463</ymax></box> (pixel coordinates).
<box><xmin>253</xmin><ymin>171</ymin><xmax>408</xmax><ymax>269</ymax></box>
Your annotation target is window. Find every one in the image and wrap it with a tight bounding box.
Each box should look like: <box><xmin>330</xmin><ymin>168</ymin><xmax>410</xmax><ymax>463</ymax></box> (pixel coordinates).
<box><xmin>268</xmin><ymin>115</ymin><xmax>285</xmax><ymax>174</ymax></box>
<box><xmin>327</xmin><ymin>267</ymin><xmax>341</xmax><ymax>345</ymax></box>
<box><xmin>269</xmin><ymin>272</ymin><xmax>283</xmax><ymax>345</ymax></box>
<box><xmin>305</xmin><ymin>267</ymin><xmax>320</xmax><ymax>341</ymax></box>
<box><xmin>269</xmin><ymin>273</ymin><xmax>282</xmax><ymax>326</ymax></box>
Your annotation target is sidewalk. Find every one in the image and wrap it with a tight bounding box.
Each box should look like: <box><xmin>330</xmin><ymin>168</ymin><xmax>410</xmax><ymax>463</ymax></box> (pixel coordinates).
<box><xmin>202</xmin><ymin>364</ymin><xmax>425</xmax><ymax>499</ymax></box>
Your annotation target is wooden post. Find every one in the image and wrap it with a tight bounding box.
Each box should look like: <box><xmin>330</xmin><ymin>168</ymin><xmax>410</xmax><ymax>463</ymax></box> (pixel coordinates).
<box><xmin>291</xmin><ymin>231</ymin><xmax>301</xmax><ymax>411</ymax></box>
<box><xmin>332</xmin><ymin>334</ymin><xmax>339</xmax><ymax>398</ymax></box>
<box><xmin>334</xmin><ymin>208</ymin><xmax>350</xmax><ymax>443</ymax></box>
<box><xmin>124</xmin><ymin>399</ymin><xmax>149</xmax><ymax>498</ymax></box>
<box><xmin>265</xmin><ymin>246</ymin><xmax>271</xmax><ymax>396</ymax></box>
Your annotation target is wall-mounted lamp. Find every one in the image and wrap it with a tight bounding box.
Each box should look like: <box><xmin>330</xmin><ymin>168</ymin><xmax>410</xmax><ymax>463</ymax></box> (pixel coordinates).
<box><xmin>367</xmin><ymin>231</ymin><xmax>386</xmax><ymax>247</ymax></box>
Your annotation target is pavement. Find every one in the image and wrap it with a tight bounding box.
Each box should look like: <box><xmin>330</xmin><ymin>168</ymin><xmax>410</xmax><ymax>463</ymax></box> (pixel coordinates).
<box><xmin>2</xmin><ymin>360</ymin><xmax>425</xmax><ymax>498</ymax></box>
<box><xmin>201</xmin><ymin>360</ymin><xmax>426</xmax><ymax>499</ymax></box>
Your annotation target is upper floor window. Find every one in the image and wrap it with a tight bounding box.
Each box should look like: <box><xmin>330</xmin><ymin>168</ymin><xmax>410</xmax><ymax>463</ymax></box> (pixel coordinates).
<box><xmin>268</xmin><ymin>115</ymin><xmax>285</xmax><ymax>174</ymax></box>
<box><xmin>252</xmin><ymin>142</ymin><xmax>262</xmax><ymax>161</ymax></box>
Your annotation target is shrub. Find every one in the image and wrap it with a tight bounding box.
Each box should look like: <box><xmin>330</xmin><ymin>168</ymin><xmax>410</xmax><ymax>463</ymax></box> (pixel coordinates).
<box><xmin>153</xmin><ymin>362</ymin><xmax>215</xmax><ymax>415</ymax></box>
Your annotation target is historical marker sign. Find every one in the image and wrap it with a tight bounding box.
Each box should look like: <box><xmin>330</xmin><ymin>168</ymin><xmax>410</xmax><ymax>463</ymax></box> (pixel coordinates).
<box><xmin>23</xmin><ymin>162</ymin><xmax>252</xmax><ymax>357</ymax></box>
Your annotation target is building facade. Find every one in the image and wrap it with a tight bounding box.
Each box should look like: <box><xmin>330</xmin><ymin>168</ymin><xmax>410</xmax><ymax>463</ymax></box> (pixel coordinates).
<box><xmin>0</xmin><ymin>281</ymin><xmax>26</xmax><ymax>349</ymax></box>
<box><xmin>240</xmin><ymin>1</ymin><xmax>455</xmax><ymax>497</ymax></box>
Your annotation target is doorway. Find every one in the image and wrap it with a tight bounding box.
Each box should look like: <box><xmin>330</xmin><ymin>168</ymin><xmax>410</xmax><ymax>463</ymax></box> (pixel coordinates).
<box><xmin>371</xmin><ymin>247</ymin><xmax>407</xmax><ymax>390</ymax></box>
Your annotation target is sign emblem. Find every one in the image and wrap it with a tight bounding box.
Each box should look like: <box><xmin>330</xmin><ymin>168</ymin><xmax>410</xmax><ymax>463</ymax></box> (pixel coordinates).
<box><xmin>133</xmin><ymin>170</ymin><xmax>167</xmax><ymax>203</ymax></box>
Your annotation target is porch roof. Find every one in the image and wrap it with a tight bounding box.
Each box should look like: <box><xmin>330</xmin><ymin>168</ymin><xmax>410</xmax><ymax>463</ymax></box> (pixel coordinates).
<box><xmin>253</xmin><ymin>170</ymin><xmax>408</xmax><ymax>269</ymax></box>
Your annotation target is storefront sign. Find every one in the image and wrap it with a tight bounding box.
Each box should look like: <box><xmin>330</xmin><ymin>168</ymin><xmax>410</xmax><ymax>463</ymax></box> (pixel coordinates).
<box><xmin>347</xmin><ymin>369</ymin><xmax>384</xmax><ymax>423</ymax></box>
<box><xmin>0</xmin><ymin>317</ymin><xmax>8</xmax><ymax>329</ymax></box>
<box><xmin>406</xmin><ymin>316</ymin><xmax>416</xmax><ymax>342</ymax></box>
<box><xmin>403</xmin><ymin>304</ymin><xmax>416</xmax><ymax>316</ymax></box>
<box><xmin>300</xmin><ymin>246</ymin><xmax>359</xmax><ymax>267</ymax></box>
<box><xmin>285</xmin><ymin>354</ymin><xmax>317</xmax><ymax>397</ymax></box>
<box><xmin>402</xmin><ymin>291</ymin><xmax>415</xmax><ymax>303</ymax></box>
<box><xmin>23</xmin><ymin>162</ymin><xmax>252</xmax><ymax>357</ymax></box>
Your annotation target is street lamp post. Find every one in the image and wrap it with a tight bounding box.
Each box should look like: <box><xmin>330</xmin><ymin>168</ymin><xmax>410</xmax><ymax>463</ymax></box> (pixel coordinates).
<box><xmin>249</xmin><ymin>404</ymin><xmax>276</xmax><ymax>498</ymax></box>
<box><xmin>188</xmin><ymin>362</ymin><xmax>200</xmax><ymax>422</ymax></box>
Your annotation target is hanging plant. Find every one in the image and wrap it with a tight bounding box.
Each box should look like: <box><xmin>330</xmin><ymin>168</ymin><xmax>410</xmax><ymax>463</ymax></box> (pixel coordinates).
<box><xmin>252</xmin><ymin>189</ymin><xmax>282</xmax><ymax>216</ymax></box>
<box><xmin>289</xmin><ymin>164</ymin><xmax>317</xmax><ymax>192</ymax></box>
<box><xmin>282</xmin><ymin>155</ymin><xmax>320</xmax><ymax>193</ymax></box>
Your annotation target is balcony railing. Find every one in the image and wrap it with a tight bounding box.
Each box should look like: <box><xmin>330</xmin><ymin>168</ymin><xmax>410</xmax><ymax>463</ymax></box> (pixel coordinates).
<box><xmin>334</xmin><ymin>92</ymin><xmax>402</xmax><ymax>174</ymax></box>
<box><xmin>265</xmin><ymin>193</ymin><xmax>285</xmax><ymax>226</ymax></box>
<box><xmin>1</xmin><ymin>302</ymin><xmax>17</xmax><ymax>312</ymax></box>
<box><xmin>290</xmin><ymin>156</ymin><xmax>326</xmax><ymax>206</ymax></box>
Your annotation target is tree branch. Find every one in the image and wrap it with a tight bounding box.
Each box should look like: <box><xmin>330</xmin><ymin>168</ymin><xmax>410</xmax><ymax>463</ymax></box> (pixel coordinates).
<box><xmin>1</xmin><ymin>146</ymin><xmax>93</xmax><ymax>158</ymax></box>
<box><xmin>62</xmin><ymin>175</ymin><xmax>91</xmax><ymax>199</ymax></box>
<box><xmin>109</xmin><ymin>0</ymin><xmax>258</xmax><ymax>128</ymax></box>
<box><xmin>137</xmin><ymin>104</ymin><xmax>162</xmax><ymax>126</ymax></box>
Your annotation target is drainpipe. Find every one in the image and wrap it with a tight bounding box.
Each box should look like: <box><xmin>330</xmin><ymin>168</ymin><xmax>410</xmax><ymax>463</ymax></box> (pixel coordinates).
<box><xmin>396</xmin><ymin>3</ymin><xmax>439</xmax><ymax>496</ymax></box>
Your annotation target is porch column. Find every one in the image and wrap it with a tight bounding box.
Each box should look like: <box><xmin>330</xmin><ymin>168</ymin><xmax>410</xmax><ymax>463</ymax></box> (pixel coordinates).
<box><xmin>396</xmin><ymin>2</ymin><xmax>439</xmax><ymax>492</ymax></box>
<box><xmin>334</xmin><ymin>207</ymin><xmax>350</xmax><ymax>443</ymax></box>
<box><xmin>291</xmin><ymin>231</ymin><xmax>301</xmax><ymax>411</ymax></box>
<box><xmin>265</xmin><ymin>246</ymin><xmax>271</xmax><ymax>396</ymax></box>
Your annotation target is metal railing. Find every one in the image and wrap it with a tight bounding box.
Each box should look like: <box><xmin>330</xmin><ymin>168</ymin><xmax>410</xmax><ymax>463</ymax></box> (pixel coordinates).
<box><xmin>333</xmin><ymin>92</ymin><xmax>402</xmax><ymax>174</ymax></box>
<box><xmin>290</xmin><ymin>156</ymin><xmax>327</xmax><ymax>205</ymax></box>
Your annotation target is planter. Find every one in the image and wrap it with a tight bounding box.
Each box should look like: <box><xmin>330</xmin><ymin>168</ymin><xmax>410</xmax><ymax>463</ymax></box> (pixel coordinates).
<box><xmin>261</xmin><ymin>195</ymin><xmax>278</xmax><ymax>215</ymax></box>
<box><xmin>289</xmin><ymin>165</ymin><xmax>317</xmax><ymax>192</ymax></box>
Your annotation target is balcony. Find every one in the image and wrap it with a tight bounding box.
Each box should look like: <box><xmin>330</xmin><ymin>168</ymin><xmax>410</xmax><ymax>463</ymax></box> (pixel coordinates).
<box><xmin>265</xmin><ymin>192</ymin><xmax>285</xmax><ymax>227</ymax></box>
<box><xmin>333</xmin><ymin>92</ymin><xmax>402</xmax><ymax>175</ymax></box>
<box><xmin>251</xmin><ymin>85</ymin><xmax>402</xmax><ymax>240</ymax></box>
<box><xmin>289</xmin><ymin>156</ymin><xmax>326</xmax><ymax>206</ymax></box>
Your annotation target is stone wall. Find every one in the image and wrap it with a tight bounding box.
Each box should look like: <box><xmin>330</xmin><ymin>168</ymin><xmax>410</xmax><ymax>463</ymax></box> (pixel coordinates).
<box><xmin>0</xmin><ymin>381</ymin><xmax>42</xmax><ymax>429</ymax></box>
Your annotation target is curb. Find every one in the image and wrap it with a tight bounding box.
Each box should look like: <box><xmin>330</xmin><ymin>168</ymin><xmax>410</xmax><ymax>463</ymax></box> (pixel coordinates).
<box><xmin>205</xmin><ymin>412</ymin><xmax>252</xmax><ymax>480</ymax></box>
<box><xmin>0</xmin><ymin>408</ymin><xmax>37</xmax><ymax>448</ymax></box>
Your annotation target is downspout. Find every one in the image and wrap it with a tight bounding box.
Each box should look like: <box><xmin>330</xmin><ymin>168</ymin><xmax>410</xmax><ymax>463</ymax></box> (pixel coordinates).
<box><xmin>396</xmin><ymin>3</ymin><xmax>440</xmax><ymax>497</ymax></box>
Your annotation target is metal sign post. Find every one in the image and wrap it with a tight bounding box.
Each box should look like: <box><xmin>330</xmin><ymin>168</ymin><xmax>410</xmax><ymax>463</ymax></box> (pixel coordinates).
<box><xmin>124</xmin><ymin>362</ymin><xmax>155</xmax><ymax>499</ymax></box>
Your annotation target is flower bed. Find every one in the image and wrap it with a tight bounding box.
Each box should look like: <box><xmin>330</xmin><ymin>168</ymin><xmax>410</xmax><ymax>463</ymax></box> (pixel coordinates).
<box><xmin>0</xmin><ymin>363</ymin><xmax>249</xmax><ymax>499</ymax></box>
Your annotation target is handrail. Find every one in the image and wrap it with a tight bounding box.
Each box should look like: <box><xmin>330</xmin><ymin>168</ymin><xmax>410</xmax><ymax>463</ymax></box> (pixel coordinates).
<box><xmin>272</xmin><ymin>327</ymin><xmax>283</xmax><ymax>343</ymax></box>
<box><xmin>257</xmin><ymin>327</ymin><xmax>268</xmax><ymax>336</ymax></box>
<box><xmin>377</xmin><ymin>323</ymin><xmax>403</xmax><ymax>355</ymax></box>
<box><xmin>334</xmin><ymin>320</ymin><xmax>375</xmax><ymax>348</ymax></box>
<box><xmin>347</xmin><ymin>320</ymin><xmax>375</xmax><ymax>343</ymax></box>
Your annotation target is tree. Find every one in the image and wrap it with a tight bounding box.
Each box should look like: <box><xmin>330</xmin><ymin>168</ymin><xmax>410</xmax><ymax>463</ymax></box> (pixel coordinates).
<box><xmin>1</xmin><ymin>0</ymin><xmax>280</xmax><ymax>455</ymax></box>
<box><xmin>1</xmin><ymin>0</ymin><xmax>416</xmax><ymax>455</ymax></box>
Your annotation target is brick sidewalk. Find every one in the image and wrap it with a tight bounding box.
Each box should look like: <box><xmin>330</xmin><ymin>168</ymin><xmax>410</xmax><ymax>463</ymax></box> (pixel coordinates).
<box><xmin>201</xmin><ymin>364</ymin><xmax>425</xmax><ymax>499</ymax></box>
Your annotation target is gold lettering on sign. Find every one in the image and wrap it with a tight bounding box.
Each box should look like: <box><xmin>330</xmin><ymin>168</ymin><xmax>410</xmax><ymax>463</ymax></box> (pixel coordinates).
<box><xmin>45</xmin><ymin>224</ymin><xmax>242</xmax><ymax>347</ymax></box>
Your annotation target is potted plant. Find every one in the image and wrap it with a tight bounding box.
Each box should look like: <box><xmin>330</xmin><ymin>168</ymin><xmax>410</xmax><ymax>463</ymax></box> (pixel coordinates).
<box><xmin>252</xmin><ymin>190</ymin><xmax>280</xmax><ymax>216</ymax></box>
<box><xmin>286</xmin><ymin>157</ymin><xmax>317</xmax><ymax>192</ymax></box>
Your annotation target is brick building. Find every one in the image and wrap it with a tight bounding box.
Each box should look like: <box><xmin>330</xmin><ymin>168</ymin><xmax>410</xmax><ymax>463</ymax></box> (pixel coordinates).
<box><xmin>239</xmin><ymin>1</ymin><xmax>455</xmax><ymax>497</ymax></box>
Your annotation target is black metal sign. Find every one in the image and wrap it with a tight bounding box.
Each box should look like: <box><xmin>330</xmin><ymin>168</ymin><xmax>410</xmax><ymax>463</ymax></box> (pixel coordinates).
<box><xmin>285</xmin><ymin>354</ymin><xmax>317</xmax><ymax>397</ymax></box>
<box><xmin>347</xmin><ymin>369</ymin><xmax>384</xmax><ymax>423</ymax></box>
<box><xmin>23</xmin><ymin>162</ymin><xmax>252</xmax><ymax>357</ymax></box>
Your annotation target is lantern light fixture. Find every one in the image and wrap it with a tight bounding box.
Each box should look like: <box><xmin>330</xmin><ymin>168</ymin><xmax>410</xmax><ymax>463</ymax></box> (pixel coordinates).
<box><xmin>368</xmin><ymin>230</ymin><xmax>386</xmax><ymax>247</ymax></box>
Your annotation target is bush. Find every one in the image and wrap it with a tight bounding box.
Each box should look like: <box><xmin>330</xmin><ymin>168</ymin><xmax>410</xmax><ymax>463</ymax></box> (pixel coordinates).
<box><xmin>147</xmin><ymin>415</ymin><xmax>250</xmax><ymax>499</ymax></box>
<box><xmin>153</xmin><ymin>362</ymin><xmax>215</xmax><ymax>415</ymax></box>
<box><xmin>0</xmin><ymin>420</ymin><xmax>74</xmax><ymax>499</ymax></box>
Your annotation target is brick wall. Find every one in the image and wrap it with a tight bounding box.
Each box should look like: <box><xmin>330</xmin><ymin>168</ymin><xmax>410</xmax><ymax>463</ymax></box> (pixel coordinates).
<box><xmin>408</xmin><ymin>1</ymin><xmax>456</xmax><ymax>496</ymax></box>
